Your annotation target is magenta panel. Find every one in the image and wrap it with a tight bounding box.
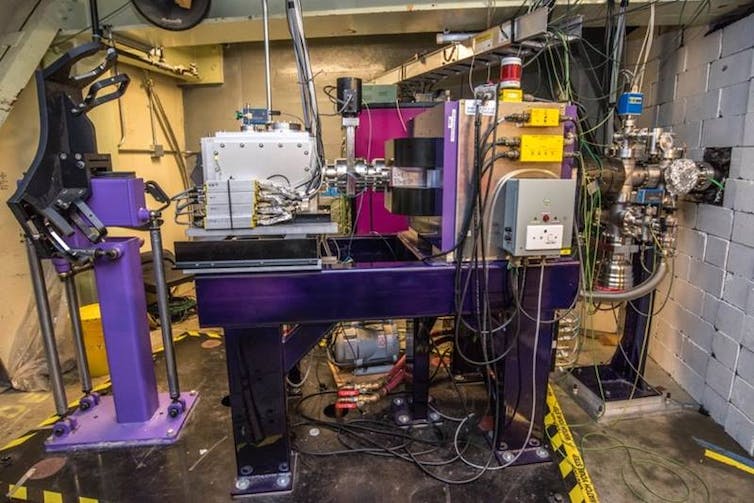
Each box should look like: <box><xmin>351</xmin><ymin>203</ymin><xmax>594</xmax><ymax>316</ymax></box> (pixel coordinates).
<box><xmin>354</xmin><ymin>106</ymin><xmax>428</xmax><ymax>235</ymax></box>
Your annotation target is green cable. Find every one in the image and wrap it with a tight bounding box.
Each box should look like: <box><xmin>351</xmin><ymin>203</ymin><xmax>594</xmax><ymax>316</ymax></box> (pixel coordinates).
<box><xmin>708</xmin><ymin>178</ymin><xmax>725</xmax><ymax>190</ymax></box>
<box><xmin>579</xmin><ymin>431</ymin><xmax>711</xmax><ymax>503</ymax></box>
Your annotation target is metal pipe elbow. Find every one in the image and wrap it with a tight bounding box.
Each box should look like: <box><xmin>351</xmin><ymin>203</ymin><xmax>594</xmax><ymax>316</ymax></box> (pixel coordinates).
<box><xmin>582</xmin><ymin>260</ymin><xmax>669</xmax><ymax>302</ymax></box>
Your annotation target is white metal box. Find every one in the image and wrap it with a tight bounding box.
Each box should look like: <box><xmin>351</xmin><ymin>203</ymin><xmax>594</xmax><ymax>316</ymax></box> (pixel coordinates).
<box><xmin>494</xmin><ymin>178</ymin><xmax>576</xmax><ymax>257</ymax></box>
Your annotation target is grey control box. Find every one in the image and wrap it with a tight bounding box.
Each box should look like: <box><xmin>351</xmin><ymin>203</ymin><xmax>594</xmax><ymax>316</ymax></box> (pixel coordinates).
<box><xmin>494</xmin><ymin>178</ymin><xmax>576</xmax><ymax>257</ymax></box>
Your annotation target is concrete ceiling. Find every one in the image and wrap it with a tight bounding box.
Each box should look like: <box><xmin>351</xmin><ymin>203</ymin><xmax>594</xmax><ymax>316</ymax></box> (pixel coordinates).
<box><xmin>59</xmin><ymin>1</ymin><xmax>752</xmax><ymax>48</ymax></box>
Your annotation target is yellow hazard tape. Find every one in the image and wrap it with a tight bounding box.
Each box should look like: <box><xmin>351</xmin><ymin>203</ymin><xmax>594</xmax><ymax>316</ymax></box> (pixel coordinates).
<box><xmin>704</xmin><ymin>449</ymin><xmax>754</xmax><ymax>475</ymax></box>
<box><xmin>43</xmin><ymin>490</ymin><xmax>63</xmax><ymax>503</ymax></box>
<box><xmin>0</xmin><ymin>433</ymin><xmax>37</xmax><ymax>452</ymax></box>
<box><xmin>3</xmin><ymin>482</ymin><xmax>99</xmax><ymax>503</ymax></box>
<box><xmin>546</xmin><ymin>385</ymin><xmax>599</xmax><ymax>503</ymax></box>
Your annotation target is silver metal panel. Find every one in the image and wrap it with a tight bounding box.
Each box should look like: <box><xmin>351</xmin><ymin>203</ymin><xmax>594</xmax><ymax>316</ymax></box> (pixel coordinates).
<box><xmin>186</xmin><ymin>221</ymin><xmax>338</xmax><ymax>239</ymax></box>
<box><xmin>558</xmin><ymin>371</ymin><xmax>682</xmax><ymax>421</ymax></box>
<box><xmin>201</xmin><ymin>130</ymin><xmax>313</xmax><ymax>187</ymax></box>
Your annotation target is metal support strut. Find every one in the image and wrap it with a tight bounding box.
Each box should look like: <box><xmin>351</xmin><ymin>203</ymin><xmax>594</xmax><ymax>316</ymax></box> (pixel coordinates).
<box><xmin>149</xmin><ymin>216</ymin><xmax>181</xmax><ymax>404</ymax></box>
<box><xmin>261</xmin><ymin>0</ymin><xmax>272</xmax><ymax>122</ymax></box>
<box><xmin>25</xmin><ymin>236</ymin><xmax>68</xmax><ymax>416</ymax></box>
<box><xmin>62</xmin><ymin>273</ymin><xmax>93</xmax><ymax>396</ymax></box>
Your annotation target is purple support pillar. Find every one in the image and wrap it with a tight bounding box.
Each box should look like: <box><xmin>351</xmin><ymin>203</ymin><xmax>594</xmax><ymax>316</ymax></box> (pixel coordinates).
<box><xmin>441</xmin><ymin>102</ymin><xmax>460</xmax><ymax>253</ymax></box>
<box><xmin>94</xmin><ymin>237</ymin><xmax>158</xmax><ymax>423</ymax></box>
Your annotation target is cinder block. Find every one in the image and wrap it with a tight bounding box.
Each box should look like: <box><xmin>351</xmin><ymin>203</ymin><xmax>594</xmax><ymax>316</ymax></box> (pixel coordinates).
<box><xmin>745</xmin><ymin>113</ymin><xmax>754</xmax><ymax>147</ymax></box>
<box><xmin>742</xmin><ymin>315</ymin><xmax>754</xmax><ymax>352</ymax></box>
<box><xmin>687</xmin><ymin>315</ymin><xmax>715</xmax><ymax>352</ymax></box>
<box><xmin>656</xmin><ymin>74</ymin><xmax>677</xmax><ymax>105</ymax></box>
<box><xmin>677</xmin><ymin>228</ymin><xmax>707</xmax><ymax>258</ymax></box>
<box><xmin>724</xmin><ymin>404</ymin><xmax>754</xmax><ymax>456</ymax></box>
<box><xmin>709</xmin><ymin>49</ymin><xmax>754</xmax><ymax>90</ymax></box>
<box><xmin>673</xmin><ymin>120</ymin><xmax>702</xmax><ymax>148</ymax></box>
<box><xmin>725</xmin><ymin>179</ymin><xmax>754</xmax><ymax>212</ymax></box>
<box><xmin>684</xmin><ymin>91</ymin><xmax>720</xmax><ymax>123</ymax></box>
<box><xmin>660</xmin><ymin>299</ymin><xmax>683</xmax><ymax>330</ymax></box>
<box><xmin>720</xmin><ymin>81</ymin><xmax>751</xmax><ymax>118</ymax></box>
<box><xmin>705</xmin><ymin>356</ymin><xmax>734</xmax><ymax>398</ymax></box>
<box><xmin>722</xmin><ymin>14</ymin><xmax>754</xmax><ymax>58</ymax></box>
<box><xmin>723</xmin><ymin>178</ymin><xmax>738</xmax><ymax>210</ymax></box>
<box><xmin>727</xmin><ymin>242</ymin><xmax>754</xmax><ymax>278</ymax></box>
<box><xmin>712</xmin><ymin>330</ymin><xmax>740</xmax><ymax>370</ymax></box>
<box><xmin>732</xmin><ymin>212</ymin><xmax>754</xmax><ymax>247</ymax></box>
<box><xmin>651</xmin><ymin>31</ymin><xmax>684</xmax><ymax>61</ymax></box>
<box><xmin>714</xmin><ymin>301</ymin><xmax>745</xmax><ymax>341</ymax></box>
<box><xmin>690</xmin><ymin>261</ymin><xmax>725</xmax><ymax>295</ymax></box>
<box><xmin>730</xmin><ymin>177</ymin><xmax>754</xmax><ymax>213</ymax></box>
<box><xmin>674</xmin><ymin>360</ymin><xmax>706</xmax><ymax>402</ymax></box>
<box><xmin>676</xmin><ymin>64</ymin><xmax>710</xmax><ymax>99</ymax></box>
<box><xmin>681</xmin><ymin>315</ymin><xmax>712</xmax><ymax>364</ymax></box>
<box><xmin>704</xmin><ymin>235</ymin><xmax>729</xmax><ymax>268</ymax></box>
<box><xmin>730</xmin><ymin>147</ymin><xmax>754</xmax><ymax>180</ymax></box>
<box><xmin>735</xmin><ymin>346</ymin><xmax>754</xmax><ymax>384</ymax></box>
<box><xmin>658</xmin><ymin>100</ymin><xmax>685</xmax><ymax>127</ymax></box>
<box><xmin>702</xmin><ymin>115</ymin><xmax>745</xmax><ymax>147</ymax></box>
<box><xmin>731</xmin><ymin>377</ymin><xmax>754</xmax><ymax>426</ymax></box>
<box><xmin>685</xmin><ymin>28</ymin><xmax>723</xmax><ymax>65</ymax></box>
<box><xmin>703</xmin><ymin>385</ymin><xmax>729</xmax><ymax>425</ymax></box>
<box><xmin>722</xmin><ymin>273</ymin><xmax>751</xmax><ymax>309</ymax></box>
<box><xmin>702</xmin><ymin>292</ymin><xmax>721</xmax><ymax>323</ymax></box>
<box><xmin>673</xmin><ymin>253</ymin><xmax>691</xmax><ymax>281</ymax></box>
<box><xmin>672</xmin><ymin>278</ymin><xmax>705</xmax><ymax>313</ymax></box>
<box><xmin>677</xmin><ymin>201</ymin><xmax>698</xmax><ymax>228</ymax></box>
<box><xmin>649</xmin><ymin>338</ymin><xmax>675</xmax><ymax>371</ymax></box>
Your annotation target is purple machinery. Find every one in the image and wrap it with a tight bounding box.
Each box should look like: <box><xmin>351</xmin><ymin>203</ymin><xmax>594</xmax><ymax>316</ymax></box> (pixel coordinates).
<box><xmin>7</xmin><ymin>43</ymin><xmax>197</xmax><ymax>449</ymax></box>
<box><xmin>180</xmin><ymin>100</ymin><xmax>580</xmax><ymax>496</ymax></box>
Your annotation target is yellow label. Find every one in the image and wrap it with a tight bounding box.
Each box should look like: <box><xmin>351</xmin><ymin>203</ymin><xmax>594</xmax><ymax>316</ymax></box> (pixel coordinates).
<box><xmin>560</xmin><ymin>248</ymin><xmax>572</xmax><ymax>256</ymax></box>
<box><xmin>500</xmin><ymin>89</ymin><xmax>523</xmax><ymax>102</ymax></box>
<box><xmin>519</xmin><ymin>135</ymin><xmax>564</xmax><ymax>162</ymax></box>
<box><xmin>527</xmin><ymin>108</ymin><xmax>560</xmax><ymax>127</ymax></box>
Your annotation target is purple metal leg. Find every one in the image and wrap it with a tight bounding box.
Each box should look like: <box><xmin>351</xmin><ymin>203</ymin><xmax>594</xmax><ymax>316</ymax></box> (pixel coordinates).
<box><xmin>95</xmin><ymin>237</ymin><xmax>158</xmax><ymax>422</ymax></box>
<box><xmin>46</xmin><ymin>236</ymin><xmax>198</xmax><ymax>450</ymax></box>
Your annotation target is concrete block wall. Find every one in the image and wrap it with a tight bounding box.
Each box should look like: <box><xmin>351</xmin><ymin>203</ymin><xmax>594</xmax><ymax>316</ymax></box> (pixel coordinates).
<box><xmin>625</xmin><ymin>14</ymin><xmax>754</xmax><ymax>455</ymax></box>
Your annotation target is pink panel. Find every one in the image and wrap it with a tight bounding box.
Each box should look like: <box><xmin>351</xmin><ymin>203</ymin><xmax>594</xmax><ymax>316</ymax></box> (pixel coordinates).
<box><xmin>354</xmin><ymin>106</ymin><xmax>428</xmax><ymax>235</ymax></box>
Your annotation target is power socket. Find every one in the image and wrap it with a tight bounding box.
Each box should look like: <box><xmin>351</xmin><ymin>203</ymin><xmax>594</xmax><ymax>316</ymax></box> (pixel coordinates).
<box><xmin>525</xmin><ymin>224</ymin><xmax>564</xmax><ymax>251</ymax></box>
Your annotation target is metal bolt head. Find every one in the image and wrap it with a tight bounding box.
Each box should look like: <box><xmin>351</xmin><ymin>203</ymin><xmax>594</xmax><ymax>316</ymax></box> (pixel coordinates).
<box><xmin>392</xmin><ymin>397</ymin><xmax>404</xmax><ymax>407</ymax></box>
<box><xmin>166</xmin><ymin>428</ymin><xmax>175</xmax><ymax>437</ymax></box>
<box><xmin>309</xmin><ymin>427</ymin><xmax>320</xmax><ymax>437</ymax></box>
<box><xmin>528</xmin><ymin>438</ymin><xmax>541</xmax><ymax>447</ymax></box>
<box><xmin>397</xmin><ymin>414</ymin><xmax>411</xmax><ymax>425</ymax></box>
<box><xmin>59</xmin><ymin>153</ymin><xmax>68</xmax><ymax>160</ymax></box>
<box><xmin>535</xmin><ymin>447</ymin><xmax>549</xmax><ymax>459</ymax></box>
<box><xmin>501</xmin><ymin>451</ymin><xmax>515</xmax><ymax>463</ymax></box>
<box><xmin>240</xmin><ymin>465</ymin><xmax>253</xmax><ymax>475</ymax></box>
<box><xmin>276</xmin><ymin>474</ymin><xmax>290</xmax><ymax>488</ymax></box>
<box><xmin>428</xmin><ymin>411</ymin><xmax>441</xmax><ymax>422</ymax></box>
<box><xmin>278</xmin><ymin>462</ymin><xmax>289</xmax><ymax>472</ymax></box>
<box><xmin>74</xmin><ymin>153</ymin><xmax>82</xmax><ymax>160</ymax></box>
<box><xmin>235</xmin><ymin>477</ymin><xmax>251</xmax><ymax>491</ymax></box>
<box><xmin>76</xmin><ymin>160</ymin><xmax>86</xmax><ymax>169</ymax></box>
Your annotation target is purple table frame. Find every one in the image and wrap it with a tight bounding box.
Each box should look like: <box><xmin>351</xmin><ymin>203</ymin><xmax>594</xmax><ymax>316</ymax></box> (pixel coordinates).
<box><xmin>193</xmin><ymin>252</ymin><xmax>579</xmax><ymax>496</ymax></box>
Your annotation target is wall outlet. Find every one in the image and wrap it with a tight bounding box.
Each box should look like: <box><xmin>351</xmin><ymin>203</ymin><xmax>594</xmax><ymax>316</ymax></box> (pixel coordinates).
<box><xmin>526</xmin><ymin>224</ymin><xmax>564</xmax><ymax>250</ymax></box>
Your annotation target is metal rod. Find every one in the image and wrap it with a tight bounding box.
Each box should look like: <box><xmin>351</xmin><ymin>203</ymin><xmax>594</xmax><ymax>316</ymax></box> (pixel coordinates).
<box><xmin>605</xmin><ymin>0</ymin><xmax>627</xmax><ymax>146</ymax></box>
<box><xmin>24</xmin><ymin>237</ymin><xmax>68</xmax><ymax>416</ymax></box>
<box><xmin>62</xmin><ymin>274</ymin><xmax>93</xmax><ymax>394</ymax></box>
<box><xmin>89</xmin><ymin>0</ymin><xmax>102</xmax><ymax>41</ymax></box>
<box><xmin>262</xmin><ymin>0</ymin><xmax>272</xmax><ymax>122</ymax></box>
<box><xmin>149</xmin><ymin>222</ymin><xmax>181</xmax><ymax>400</ymax></box>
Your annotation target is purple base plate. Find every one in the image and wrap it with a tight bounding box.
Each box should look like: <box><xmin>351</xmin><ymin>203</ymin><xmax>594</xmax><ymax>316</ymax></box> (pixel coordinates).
<box><xmin>45</xmin><ymin>391</ymin><xmax>199</xmax><ymax>451</ymax></box>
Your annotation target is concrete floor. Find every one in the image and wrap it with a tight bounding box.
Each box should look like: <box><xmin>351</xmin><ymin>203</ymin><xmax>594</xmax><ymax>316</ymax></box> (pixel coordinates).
<box><xmin>1</xmin><ymin>319</ymin><xmax>752</xmax><ymax>502</ymax></box>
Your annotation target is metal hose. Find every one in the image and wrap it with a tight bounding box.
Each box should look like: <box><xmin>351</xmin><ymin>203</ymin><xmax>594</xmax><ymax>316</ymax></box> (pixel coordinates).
<box><xmin>581</xmin><ymin>259</ymin><xmax>668</xmax><ymax>302</ymax></box>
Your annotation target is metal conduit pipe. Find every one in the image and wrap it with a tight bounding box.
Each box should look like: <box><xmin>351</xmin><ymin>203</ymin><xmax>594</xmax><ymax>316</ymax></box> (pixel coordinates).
<box><xmin>582</xmin><ymin>259</ymin><xmax>668</xmax><ymax>302</ymax></box>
